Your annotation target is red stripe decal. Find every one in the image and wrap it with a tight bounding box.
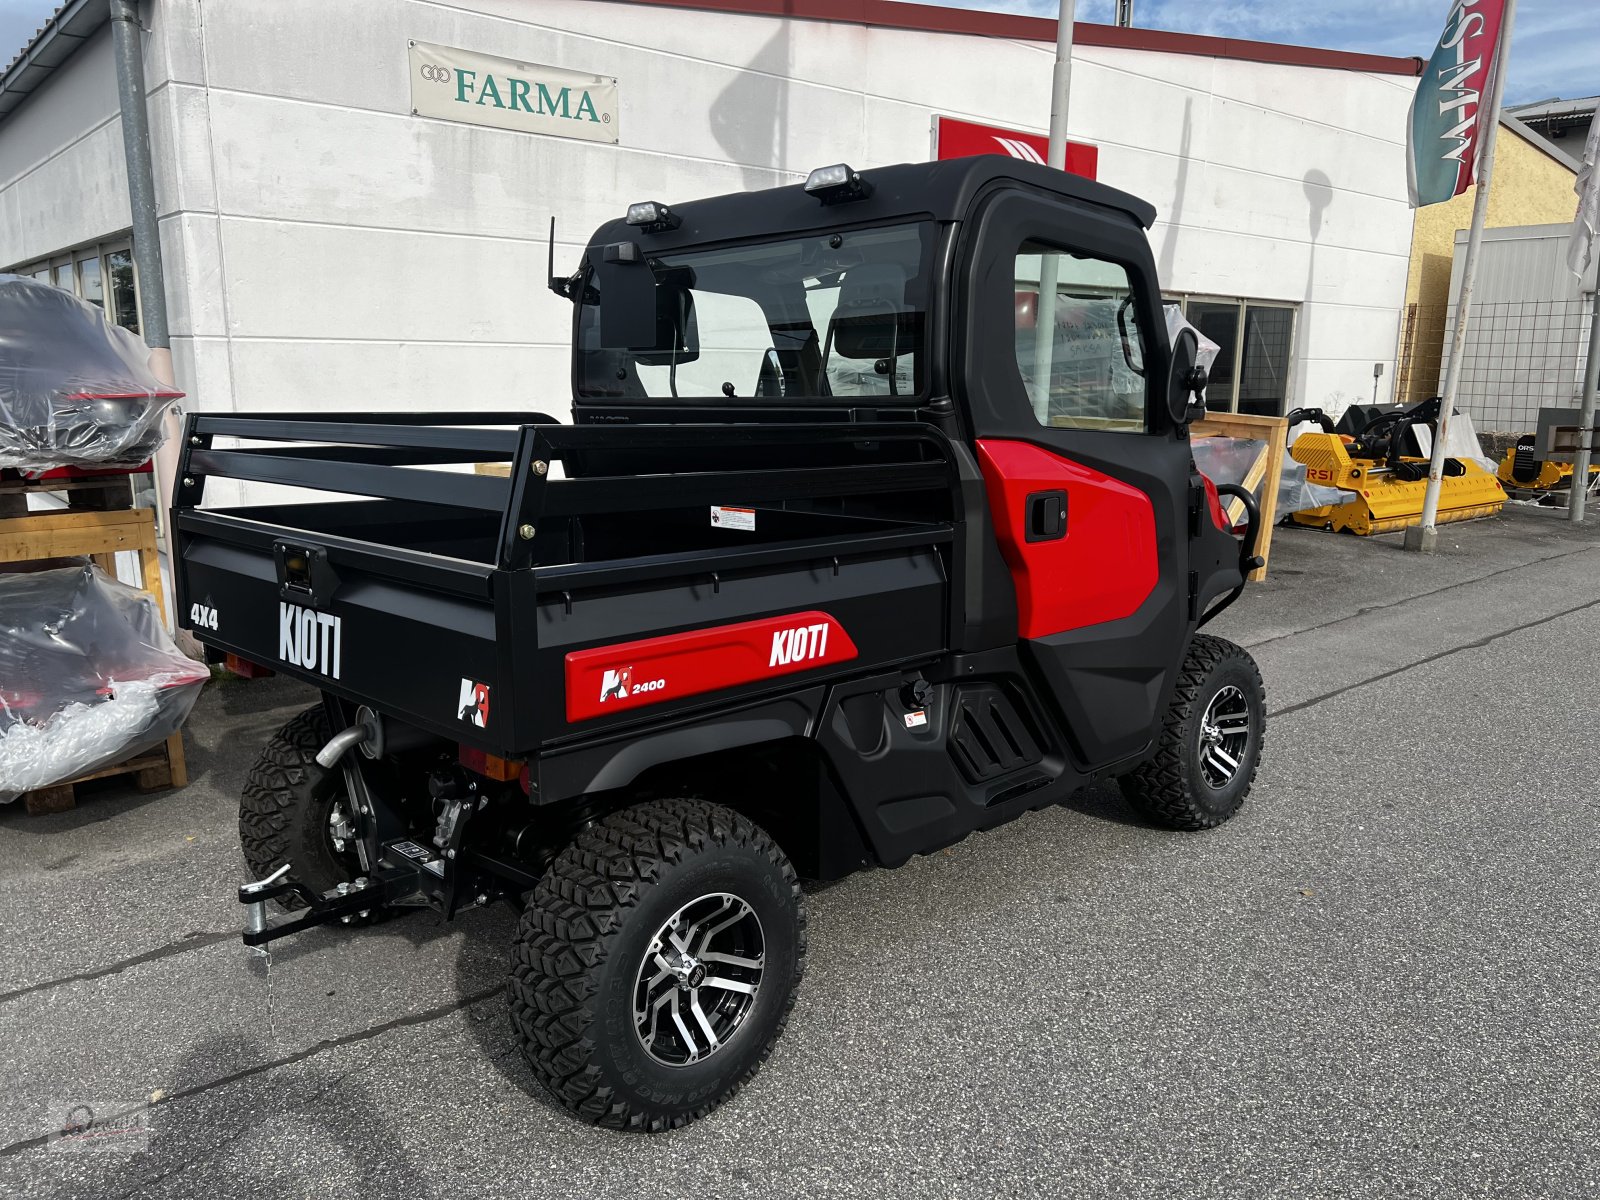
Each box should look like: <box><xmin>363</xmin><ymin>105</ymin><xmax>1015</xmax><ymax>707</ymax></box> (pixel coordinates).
<box><xmin>564</xmin><ymin>610</ymin><xmax>858</xmax><ymax>723</ymax></box>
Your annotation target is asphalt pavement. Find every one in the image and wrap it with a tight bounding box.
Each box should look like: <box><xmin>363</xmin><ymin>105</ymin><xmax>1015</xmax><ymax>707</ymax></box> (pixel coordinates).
<box><xmin>3</xmin><ymin>505</ymin><xmax>1599</xmax><ymax>1199</ymax></box>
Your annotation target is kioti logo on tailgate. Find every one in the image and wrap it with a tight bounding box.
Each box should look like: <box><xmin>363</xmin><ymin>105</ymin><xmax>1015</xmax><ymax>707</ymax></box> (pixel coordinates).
<box><xmin>280</xmin><ymin>602</ymin><xmax>343</xmax><ymax>680</ymax></box>
<box><xmin>564</xmin><ymin>611</ymin><xmax>857</xmax><ymax>723</ymax></box>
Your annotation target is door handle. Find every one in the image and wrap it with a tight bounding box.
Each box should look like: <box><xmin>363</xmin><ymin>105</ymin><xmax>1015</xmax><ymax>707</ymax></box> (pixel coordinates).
<box><xmin>1025</xmin><ymin>490</ymin><xmax>1067</xmax><ymax>542</ymax></box>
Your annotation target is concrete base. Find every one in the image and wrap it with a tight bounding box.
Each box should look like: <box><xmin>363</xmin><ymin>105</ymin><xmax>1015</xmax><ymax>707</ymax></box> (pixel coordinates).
<box><xmin>1402</xmin><ymin>525</ymin><xmax>1439</xmax><ymax>553</ymax></box>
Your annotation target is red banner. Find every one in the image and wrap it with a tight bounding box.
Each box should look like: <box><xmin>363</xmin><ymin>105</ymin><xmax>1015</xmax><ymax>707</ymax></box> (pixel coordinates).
<box><xmin>934</xmin><ymin>115</ymin><xmax>1098</xmax><ymax>180</ymax></box>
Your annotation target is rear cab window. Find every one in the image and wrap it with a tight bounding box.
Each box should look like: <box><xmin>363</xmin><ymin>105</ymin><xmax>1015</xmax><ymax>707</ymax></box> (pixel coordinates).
<box><xmin>577</xmin><ymin>223</ymin><xmax>934</xmax><ymax>403</ymax></box>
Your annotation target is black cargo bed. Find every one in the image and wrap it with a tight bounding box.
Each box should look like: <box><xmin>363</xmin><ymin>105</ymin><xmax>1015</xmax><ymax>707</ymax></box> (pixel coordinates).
<box><xmin>174</xmin><ymin>413</ymin><xmax>960</xmax><ymax>757</ymax></box>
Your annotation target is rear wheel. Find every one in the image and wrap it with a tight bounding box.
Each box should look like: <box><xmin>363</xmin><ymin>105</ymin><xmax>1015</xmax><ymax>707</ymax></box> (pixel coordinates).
<box><xmin>1119</xmin><ymin>634</ymin><xmax>1264</xmax><ymax>830</ymax></box>
<box><xmin>508</xmin><ymin>798</ymin><xmax>806</xmax><ymax>1131</ymax></box>
<box><xmin>239</xmin><ymin>706</ymin><xmax>361</xmax><ymax>907</ymax></box>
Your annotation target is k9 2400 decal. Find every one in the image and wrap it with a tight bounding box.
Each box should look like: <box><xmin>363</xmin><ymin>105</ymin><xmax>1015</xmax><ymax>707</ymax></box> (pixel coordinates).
<box><xmin>563</xmin><ymin>611</ymin><xmax>857</xmax><ymax>723</ymax></box>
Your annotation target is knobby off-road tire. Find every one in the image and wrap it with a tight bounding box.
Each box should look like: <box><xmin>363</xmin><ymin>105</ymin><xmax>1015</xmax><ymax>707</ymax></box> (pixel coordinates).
<box><xmin>1119</xmin><ymin>634</ymin><xmax>1265</xmax><ymax>830</ymax></box>
<box><xmin>508</xmin><ymin>798</ymin><xmax>807</xmax><ymax>1132</ymax></box>
<box><xmin>239</xmin><ymin>706</ymin><xmax>358</xmax><ymax>908</ymax></box>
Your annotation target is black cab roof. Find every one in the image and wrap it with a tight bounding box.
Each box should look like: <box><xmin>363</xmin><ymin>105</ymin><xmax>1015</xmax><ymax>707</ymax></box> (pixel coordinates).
<box><xmin>583</xmin><ymin>155</ymin><xmax>1158</xmax><ymax>255</ymax></box>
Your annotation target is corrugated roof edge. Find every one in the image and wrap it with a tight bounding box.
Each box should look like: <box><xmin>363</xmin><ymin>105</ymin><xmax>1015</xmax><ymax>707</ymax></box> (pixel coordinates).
<box><xmin>1500</xmin><ymin>111</ymin><xmax>1582</xmax><ymax>175</ymax></box>
<box><xmin>0</xmin><ymin>0</ymin><xmax>107</xmax><ymax>125</ymax></box>
<box><xmin>615</xmin><ymin>0</ymin><xmax>1426</xmax><ymax>76</ymax></box>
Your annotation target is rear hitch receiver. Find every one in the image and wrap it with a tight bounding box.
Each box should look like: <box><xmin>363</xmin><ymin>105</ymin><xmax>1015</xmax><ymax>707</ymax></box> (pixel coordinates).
<box><xmin>241</xmin><ymin>863</ymin><xmax>292</xmax><ymax>951</ymax></box>
<box><xmin>236</xmin><ymin>866</ymin><xmax>404</xmax><ymax>948</ymax></box>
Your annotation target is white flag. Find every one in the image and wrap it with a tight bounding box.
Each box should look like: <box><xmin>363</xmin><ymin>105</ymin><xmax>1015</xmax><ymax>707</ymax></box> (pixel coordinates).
<box><xmin>1570</xmin><ymin>112</ymin><xmax>1600</xmax><ymax>280</ymax></box>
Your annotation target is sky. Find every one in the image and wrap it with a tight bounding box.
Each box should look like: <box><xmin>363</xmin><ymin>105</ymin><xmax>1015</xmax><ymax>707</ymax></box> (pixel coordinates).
<box><xmin>0</xmin><ymin>0</ymin><xmax>1593</xmax><ymax>105</ymax></box>
<box><xmin>916</xmin><ymin>0</ymin><xmax>1595</xmax><ymax>106</ymax></box>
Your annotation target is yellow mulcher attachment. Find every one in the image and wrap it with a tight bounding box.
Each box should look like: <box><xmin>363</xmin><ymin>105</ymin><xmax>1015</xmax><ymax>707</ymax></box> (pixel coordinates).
<box><xmin>1285</xmin><ymin>399</ymin><xmax>1506</xmax><ymax>536</ymax></box>
<box><xmin>1496</xmin><ymin>434</ymin><xmax>1600</xmax><ymax>496</ymax></box>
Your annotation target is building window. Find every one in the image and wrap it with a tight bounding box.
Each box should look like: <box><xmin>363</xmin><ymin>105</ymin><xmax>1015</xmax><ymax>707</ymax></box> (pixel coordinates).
<box><xmin>1167</xmin><ymin>294</ymin><xmax>1298</xmax><ymax>417</ymax></box>
<box><xmin>7</xmin><ymin>237</ymin><xmax>141</xmax><ymax>335</ymax></box>
<box><xmin>78</xmin><ymin>253</ymin><xmax>104</xmax><ymax>311</ymax></box>
<box><xmin>106</xmin><ymin>249</ymin><xmax>139</xmax><ymax>334</ymax></box>
<box><xmin>1014</xmin><ymin>241</ymin><xmax>1148</xmax><ymax>432</ymax></box>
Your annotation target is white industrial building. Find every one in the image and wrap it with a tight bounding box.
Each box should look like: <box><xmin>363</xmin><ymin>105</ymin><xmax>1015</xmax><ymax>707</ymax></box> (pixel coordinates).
<box><xmin>1</xmin><ymin>0</ymin><xmax>1426</xmax><ymax>442</ymax></box>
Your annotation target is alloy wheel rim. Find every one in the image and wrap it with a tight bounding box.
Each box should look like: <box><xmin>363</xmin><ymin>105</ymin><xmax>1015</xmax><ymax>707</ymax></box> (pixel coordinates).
<box><xmin>633</xmin><ymin>892</ymin><xmax>765</xmax><ymax>1067</ymax></box>
<box><xmin>1197</xmin><ymin>684</ymin><xmax>1251</xmax><ymax>788</ymax></box>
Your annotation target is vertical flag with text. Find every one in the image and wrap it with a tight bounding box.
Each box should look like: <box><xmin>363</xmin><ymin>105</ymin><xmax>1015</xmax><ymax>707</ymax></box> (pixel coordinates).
<box><xmin>1406</xmin><ymin>0</ymin><xmax>1510</xmax><ymax>208</ymax></box>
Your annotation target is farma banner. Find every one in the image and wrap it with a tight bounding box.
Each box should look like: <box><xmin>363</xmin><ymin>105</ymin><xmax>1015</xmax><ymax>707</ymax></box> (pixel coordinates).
<box><xmin>409</xmin><ymin>41</ymin><xmax>618</xmax><ymax>145</ymax></box>
<box><xmin>1406</xmin><ymin>0</ymin><xmax>1509</xmax><ymax>209</ymax></box>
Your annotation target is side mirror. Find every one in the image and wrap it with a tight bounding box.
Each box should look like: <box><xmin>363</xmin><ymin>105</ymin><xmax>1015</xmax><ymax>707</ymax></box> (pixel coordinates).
<box><xmin>631</xmin><ymin>285</ymin><xmax>700</xmax><ymax>366</ymax></box>
<box><xmin>1167</xmin><ymin>326</ymin><xmax>1209</xmax><ymax>425</ymax></box>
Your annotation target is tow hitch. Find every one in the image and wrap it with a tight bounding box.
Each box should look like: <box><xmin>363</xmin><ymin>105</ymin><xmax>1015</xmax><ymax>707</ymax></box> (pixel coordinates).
<box><xmin>237</xmin><ymin>866</ymin><xmax>410</xmax><ymax>948</ymax></box>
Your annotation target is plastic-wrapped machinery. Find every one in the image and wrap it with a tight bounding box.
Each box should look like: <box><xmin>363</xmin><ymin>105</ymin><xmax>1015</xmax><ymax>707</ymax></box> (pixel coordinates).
<box><xmin>0</xmin><ymin>565</ymin><xmax>206</xmax><ymax>802</ymax></box>
<box><xmin>0</xmin><ymin>274</ymin><xmax>182</xmax><ymax>472</ymax></box>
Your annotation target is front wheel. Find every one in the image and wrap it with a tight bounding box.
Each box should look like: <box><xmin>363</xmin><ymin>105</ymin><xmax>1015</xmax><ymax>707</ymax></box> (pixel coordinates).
<box><xmin>1119</xmin><ymin>634</ymin><xmax>1265</xmax><ymax>830</ymax></box>
<box><xmin>508</xmin><ymin>798</ymin><xmax>806</xmax><ymax>1131</ymax></box>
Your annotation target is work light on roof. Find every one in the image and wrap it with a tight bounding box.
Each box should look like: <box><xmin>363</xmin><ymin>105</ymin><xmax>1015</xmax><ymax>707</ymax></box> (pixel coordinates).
<box><xmin>804</xmin><ymin>163</ymin><xmax>872</xmax><ymax>205</ymax></box>
<box><xmin>625</xmin><ymin>200</ymin><xmax>680</xmax><ymax>233</ymax></box>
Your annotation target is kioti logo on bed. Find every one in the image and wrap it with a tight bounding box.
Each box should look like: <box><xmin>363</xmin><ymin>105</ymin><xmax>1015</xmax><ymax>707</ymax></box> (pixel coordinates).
<box><xmin>563</xmin><ymin>611</ymin><xmax>858</xmax><ymax>723</ymax></box>
<box><xmin>279</xmin><ymin>602</ymin><xmax>342</xmax><ymax>680</ymax></box>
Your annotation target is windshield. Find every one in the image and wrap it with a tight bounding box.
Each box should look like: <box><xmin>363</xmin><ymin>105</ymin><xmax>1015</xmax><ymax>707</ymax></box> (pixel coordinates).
<box><xmin>576</xmin><ymin>222</ymin><xmax>934</xmax><ymax>402</ymax></box>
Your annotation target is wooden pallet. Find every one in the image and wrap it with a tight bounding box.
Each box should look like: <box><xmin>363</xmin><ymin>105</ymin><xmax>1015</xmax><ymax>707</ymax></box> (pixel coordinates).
<box><xmin>2</xmin><ymin>481</ymin><xmax>190</xmax><ymax>812</ymax></box>
<box><xmin>21</xmin><ymin>748</ymin><xmax>179</xmax><ymax>815</ymax></box>
<box><xmin>1191</xmin><ymin>411</ymin><xmax>1288</xmax><ymax>583</ymax></box>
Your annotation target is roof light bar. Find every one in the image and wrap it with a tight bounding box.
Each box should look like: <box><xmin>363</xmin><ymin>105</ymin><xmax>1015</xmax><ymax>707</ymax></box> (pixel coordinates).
<box><xmin>625</xmin><ymin>200</ymin><xmax>681</xmax><ymax>233</ymax></box>
<box><xmin>804</xmin><ymin>163</ymin><xmax>873</xmax><ymax>205</ymax></box>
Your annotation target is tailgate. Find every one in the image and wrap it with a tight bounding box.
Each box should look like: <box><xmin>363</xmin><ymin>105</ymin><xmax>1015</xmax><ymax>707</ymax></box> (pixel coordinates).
<box><xmin>173</xmin><ymin>411</ymin><xmax>540</xmax><ymax>754</ymax></box>
<box><xmin>179</xmin><ymin>513</ymin><xmax>512</xmax><ymax>747</ymax></box>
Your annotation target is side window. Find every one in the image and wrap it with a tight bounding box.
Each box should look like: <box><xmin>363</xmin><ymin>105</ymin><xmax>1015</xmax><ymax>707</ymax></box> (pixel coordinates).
<box><xmin>1014</xmin><ymin>242</ymin><xmax>1148</xmax><ymax>431</ymax></box>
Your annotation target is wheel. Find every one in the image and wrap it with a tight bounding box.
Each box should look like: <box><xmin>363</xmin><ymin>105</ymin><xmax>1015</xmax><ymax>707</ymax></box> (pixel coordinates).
<box><xmin>508</xmin><ymin>798</ymin><xmax>807</xmax><ymax>1131</ymax></box>
<box><xmin>1118</xmin><ymin>634</ymin><xmax>1265</xmax><ymax>830</ymax></box>
<box><xmin>239</xmin><ymin>706</ymin><xmax>361</xmax><ymax>908</ymax></box>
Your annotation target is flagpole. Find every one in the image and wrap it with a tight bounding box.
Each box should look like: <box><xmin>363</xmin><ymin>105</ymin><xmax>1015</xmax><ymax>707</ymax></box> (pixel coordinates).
<box><xmin>1405</xmin><ymin>0</ymin><xmax>1519</xmax><ymax>553</ymax></box>
<box><xmin>1571</xmin><ymin>291</ymin><xmax>1599</xmax><ymax>522</ymax></box>
<box><xmin>1030</xmin><ymin>0</ymin><xmax>1077</xmax><ymax>422</ymax></box>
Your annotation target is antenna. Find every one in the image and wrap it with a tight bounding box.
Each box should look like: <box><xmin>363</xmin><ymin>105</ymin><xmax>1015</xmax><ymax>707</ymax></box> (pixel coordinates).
<box><xmin>546</xmin><ymin>215</ymin><xmax>571</xmax><ymax>299</ymax></box>
<box><xmin>1115</xmin><ymin>0</ymin><xmax>1133</xmax><ymax>26</ymax></box>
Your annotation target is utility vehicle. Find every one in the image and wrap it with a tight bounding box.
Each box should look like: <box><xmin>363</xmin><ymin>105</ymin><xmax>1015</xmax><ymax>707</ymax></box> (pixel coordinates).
<box><xmin>174</xmin><ymin>156</ymin><xmax>1266</xmax><ymax>1131</ymax></box>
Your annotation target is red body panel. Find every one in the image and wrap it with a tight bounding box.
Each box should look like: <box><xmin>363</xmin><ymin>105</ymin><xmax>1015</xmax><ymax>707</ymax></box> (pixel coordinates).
<box><xmin>975</xmin><ymin>439</ymin><xmax>1158</xmax><ymax>638</ymax></box>
<box><xmin>1199</xmin><ymin>473</ymin><xmax>1231</xmax><ymax>532</ymax></box>
<box><xmin>564</xmin><ymin>610</ymin><xmax>859</xmax><ymax>723</ymax></box>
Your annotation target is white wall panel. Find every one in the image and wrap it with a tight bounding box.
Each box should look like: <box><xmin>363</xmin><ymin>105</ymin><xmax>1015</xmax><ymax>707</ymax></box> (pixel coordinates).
<box><xmin>220</xmin><ymin>338</ymin><xmax>571</xmax><ymax>416</ymax></box>
<box><xmin>217</xmin><ymin>217</ymin><xmax>568</xmax><ymax>342</ymax></box>
<box><xmin>0</xmin><ymin>120</ymin><xmax>131</xmax><ymax>266</ymax></box>
<box><xmin>200</xmin><ymin>89</ymin><xmax>791</xmax><ymax>240</ymax></box>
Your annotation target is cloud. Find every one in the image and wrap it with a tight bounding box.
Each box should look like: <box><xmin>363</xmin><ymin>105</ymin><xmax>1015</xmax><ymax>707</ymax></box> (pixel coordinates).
<box><xmin>0</xmin><ymin>0</ymin><xmax>62</xmax><ymax>71</ymax></box>
<box><xmin>907</xmin><ymin>0</ymin><xmax>1595</xmax><ymax>105</ymax></box>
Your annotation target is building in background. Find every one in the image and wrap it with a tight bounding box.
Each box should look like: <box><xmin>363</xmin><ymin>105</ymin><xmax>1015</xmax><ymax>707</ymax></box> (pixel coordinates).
<box><xmin>0</xmin><ymin>0</ymin><xmax>1424</xmax><ymax>498</ymax></box>
<box><xmin>1436</xmin><ymin>223</ymin><xmax>1598</xmax><ymax>436</ymax></box>
<box><xmin>1395</xmin><ymin>114</ymin><xmax>1580</xmax><ymax>407</ymax></box>
<box><xmin>1505</xmin><ymin>96</ymin><xmax>1600</xmax><ymax>161</ymax></box>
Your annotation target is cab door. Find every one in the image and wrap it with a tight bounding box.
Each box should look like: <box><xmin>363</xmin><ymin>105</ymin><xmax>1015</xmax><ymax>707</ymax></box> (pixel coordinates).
<box><xmin>956</xmin><ymin>187</ymin><xmax>1194</xmax><ymax>770</ymax></box>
